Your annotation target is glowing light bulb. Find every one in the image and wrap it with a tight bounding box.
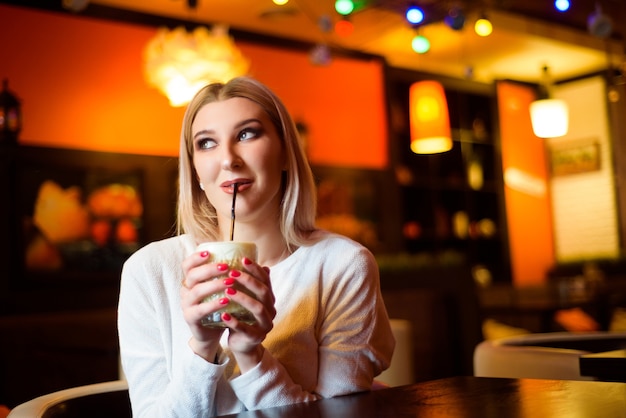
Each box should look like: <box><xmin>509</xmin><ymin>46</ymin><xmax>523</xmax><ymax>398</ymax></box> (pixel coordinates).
<box><xmin>474</xmin><ymin>17</ymin><xmax>493</xmax><ymax>36</ymax></box>
<box><xmin>555</xmin><ymin>0</ymin><xmax>570</xmax><ymax>12</ymax></box>
<box><xmin>335</xmin><ymin>0</ymin><xmax>354</xmax><ymax>16</ymax></box>
<box><xmin>335</xmin><ymin>19</ymin><xmax>354</xmax><ymax>36</ymax></box>
<box><xmin>412</xmin><ymin>35</ymin><xmax>430</xmax><ymax>54</ymax></box>
<box><xmin>406</xmin><ymin>5</ymin><xmax>424</xmax><ymax>25</ymax></box>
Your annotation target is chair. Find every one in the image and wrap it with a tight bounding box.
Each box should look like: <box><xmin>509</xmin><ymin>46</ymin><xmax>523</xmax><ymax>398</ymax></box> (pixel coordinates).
<box><xmin>376</xmin><ymin>319</ymin><xmax>414</xmax><ymax>387</ymax></box>
<box><xmin>473</xmin><ymin>331</ymin><xmax>626</xmax><ymax>381</ymax></box>
<box><xmin>7</xmin><ymin>380</ymin><xmax>129</xmax><ymax>418</ymax></box>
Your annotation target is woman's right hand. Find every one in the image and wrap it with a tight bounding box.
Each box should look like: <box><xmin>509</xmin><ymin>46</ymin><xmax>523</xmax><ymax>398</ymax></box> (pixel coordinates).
<box><xmin>180</xmin><ymin>249</ymin><xmax>228</xmax><ymax>361</ymax></box>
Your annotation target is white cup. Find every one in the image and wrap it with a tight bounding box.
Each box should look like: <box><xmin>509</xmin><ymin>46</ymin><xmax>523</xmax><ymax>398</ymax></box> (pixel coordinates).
<box><xmin>196</xmin><ymin>241</ymin><xmax>258</xmax><ymax>328</ymax></box>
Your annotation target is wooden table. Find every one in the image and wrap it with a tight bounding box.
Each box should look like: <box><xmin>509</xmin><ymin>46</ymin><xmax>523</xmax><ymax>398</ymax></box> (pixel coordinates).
<box><xmin>580</xmin><ymin>349</ymin><xmax>626</xmax><ymax>382</ymax></box>
<box><xmin>218</xmin><ymin>376</ymin><xmax>626</xmax><ymax>418</ymax></box>
<box><xmin>37</xmin><ymin>376</ymin><xmax>626</xmax><ymax>418</ymax></box>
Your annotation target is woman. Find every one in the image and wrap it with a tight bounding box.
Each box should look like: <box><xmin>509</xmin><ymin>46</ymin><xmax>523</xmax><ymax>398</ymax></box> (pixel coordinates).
<box><xmin>118</xmin><ymin>76</ymin><xmax>394</xmax><ymax>417</ymax></box>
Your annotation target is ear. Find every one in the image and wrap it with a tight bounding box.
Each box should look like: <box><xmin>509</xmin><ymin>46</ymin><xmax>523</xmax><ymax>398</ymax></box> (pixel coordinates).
<box><xmin>195</xmin><ymin>173</ymin><xmax>204</xmax><ymax>191</ymax></box>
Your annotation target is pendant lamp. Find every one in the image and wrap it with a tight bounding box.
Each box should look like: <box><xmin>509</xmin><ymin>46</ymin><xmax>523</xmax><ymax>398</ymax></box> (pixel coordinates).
<box><xmin>143</xmin><ymin>25</ymin><xmax>249</xmax><ymax>107</ymax></box>
<box><xmin>409</xmin><ymin>80</ymin><xmax>452</xmax><ymax>154</ymax></box>
<box><xmin>529</xmin><ymin>66</ymin><xmax>568</xmax><ymax>138</ymax></box>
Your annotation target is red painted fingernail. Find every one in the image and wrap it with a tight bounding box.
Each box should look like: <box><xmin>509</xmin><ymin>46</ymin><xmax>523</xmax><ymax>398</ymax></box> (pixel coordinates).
<box><xmin>218</xmin><ymin>297</ymin><xmax>229</xmax><ymax>305</ymax></box>
<box><xmin>243</xmin><ymin>257</ymin><xmax>252</xmax><ymax>265</ymax></box>
<box><xmin>223</xmin><ymin>278</ymin><xmax>235</xmax><ymax>286</ymax></box>
<box><xmin>263</xmin><ymin>266</ymin><xmax>270</xmax><ymax>274</ymax></box>
<box><xmin>217</xmin><ymin>263</ymin><xmax>229</xmax><ymax>271</ymax></box>
<box><xmin>222</xmin><ymin>312</ymin><xmax>232</xmax><ymax>321</ymax></box>
<box><xmin>225</xmin><ymin>287</ymin><xmax>236</xmax><ymax>295</ymax></box>
<box><xmin>200</xmin><ymin>251</ymin><xmax>209</xmax><ymax>257</ymax></box>
<box><xmin>229</xmin><ymin>270</ymin><xmax>241</xmax><ymax>278</ymax></box>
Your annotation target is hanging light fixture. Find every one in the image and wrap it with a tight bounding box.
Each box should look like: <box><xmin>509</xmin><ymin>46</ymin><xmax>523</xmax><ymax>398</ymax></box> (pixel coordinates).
<box><xmin>409</xmin><ymin>80</ymin><xmax>452</xmax><ymax>154</ymax></box>
<box><xmin>143</xmin><ymin>25</ymin><xmax>250</xmax><ymax>107</ymax></box>
<box><xmin>529</xmin><ymin>66</ymin><xmax>569</xmax><ymax>138</ymax></box>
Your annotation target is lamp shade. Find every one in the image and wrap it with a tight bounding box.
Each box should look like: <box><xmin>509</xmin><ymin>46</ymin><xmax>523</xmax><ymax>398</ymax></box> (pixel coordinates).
<box><xmin>529</xmin><ymin>98</ymin><xmax>568</xmax><ymax>138</ymax></box>
<box><xmin>409</xmin><ymin>80</ymin><xmax>452</xmax><ymax>154</ymax></box>
<box><xmin>144</xmin><ymin>25</ymin><xmax>249</xmax><ymax>107</ymax></box>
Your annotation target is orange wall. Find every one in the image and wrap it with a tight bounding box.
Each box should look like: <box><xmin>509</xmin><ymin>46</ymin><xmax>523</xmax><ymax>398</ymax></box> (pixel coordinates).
<box><xmin>497</xmin><ymin>81</ymin><xmax>555</xmax><ymax>285</ymax></box>
<box><xmin>0</xmin><ymin>4</ymin><xmax>387</xmax><ymax>168</ymax></box>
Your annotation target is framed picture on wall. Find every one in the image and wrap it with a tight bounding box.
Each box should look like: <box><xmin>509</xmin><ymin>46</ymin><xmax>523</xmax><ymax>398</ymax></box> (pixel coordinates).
<box><xmin>10</xmin><ymin>146</ymin><xmax>178</xmax><ymax>288</ymax></box>
<box><xmin>550</xmin><ymin>139</ymin><xmax>601</xmax><ymax>177</ymax></box>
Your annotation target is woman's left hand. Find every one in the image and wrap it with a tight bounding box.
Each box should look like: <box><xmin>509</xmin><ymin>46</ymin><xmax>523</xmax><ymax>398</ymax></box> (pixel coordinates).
<box><xmin>223</xmin><ymin>257</ymin><xmax>276</xmax><ymax>372</ymax></box>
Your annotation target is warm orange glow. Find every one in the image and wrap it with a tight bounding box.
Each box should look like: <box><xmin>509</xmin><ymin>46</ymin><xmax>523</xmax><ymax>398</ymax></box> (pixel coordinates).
<box><xmin>497</xmin><ymin>81</ymin><xmax>554</xmax><ymax>285</ymax></box>
<box><xmin>334</xmin><ymin>19</ymin><xmax>354</xmax><ymax>37</ymax></box>
<box><xmin>409</xmin><ymin>80</ymin><xmax>452</xmax><ymax>154</ymax></box>
<box><xmin>529</xmin><ymin>98</ymin><xmax>569</xmax><ymax>138</ymax></box>
<box><xmin>143</xmin><ymin>25</ymin><xmax>250</xmax><ymax>107</ymax></box>
<box><xmin>0</xmin><ymin>4</ymin><xmax>388</xmax><ymax>168</ymax></box>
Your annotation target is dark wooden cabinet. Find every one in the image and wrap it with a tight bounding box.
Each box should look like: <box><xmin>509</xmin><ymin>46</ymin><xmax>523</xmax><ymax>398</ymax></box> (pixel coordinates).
<box><xmin>0</xmin><ymin>309</ymin><xmax>119</xmax><ymax>408</ymax></box>
<box><xmin>0</xmin><ymin>145</ymin><xmax>178</xmax><ymax>407</ymax></box>
<box><xmin>386</xmin><ymin>69</ymin><xmax>511</xmax><ymax>283</ymax></box>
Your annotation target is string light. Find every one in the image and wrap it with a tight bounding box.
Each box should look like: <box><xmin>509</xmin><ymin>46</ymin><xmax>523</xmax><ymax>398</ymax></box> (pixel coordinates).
<box><xmin>405</xmin><ymin>5</ymin><xmax>424</xmax><ymax>25</ymax></box>
<box><xmin>554</xmin><ymin>0</ymin><xmax>570</xmax><ymax>12</ymax></box>
<box><xmin>412</xmin><ymin>35</ymin><xmax>430</xmax><ymax>54</ymax></box>
<box><xmin>335</xmin><ymin>0</ymin><xmax>355</xmax><ymax>16</ymax></box>
<box><xmin>474</xmin><ymin>16</ymin><xmax>493</xmax><ymax>36</ymax></box>
<box><xmin>335</xmin><ymin>18</ymin><xmax>354</xmax><ymax>37</ymax></box>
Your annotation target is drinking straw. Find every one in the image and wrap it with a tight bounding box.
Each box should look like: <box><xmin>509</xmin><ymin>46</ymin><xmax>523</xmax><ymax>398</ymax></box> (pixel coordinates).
<box><xmin>229</xmin><ymin>183</ymin><xmax>238</xmax><ymax>241</ymax></box>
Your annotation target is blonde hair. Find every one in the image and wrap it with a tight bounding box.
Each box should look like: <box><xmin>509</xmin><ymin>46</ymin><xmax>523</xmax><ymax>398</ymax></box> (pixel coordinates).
<box><xmin>177</xmin><ymin>76</ymin><xmax>318</xmax><ymax>248</ymax></box>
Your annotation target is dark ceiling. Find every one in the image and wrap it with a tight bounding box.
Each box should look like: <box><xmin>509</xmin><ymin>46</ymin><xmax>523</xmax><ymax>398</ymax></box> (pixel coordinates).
<box><xmin>375</xmin><ymin>0</ymin><xmax>625</xmax><ymax>40</ymax></box>
<box><xmin>3</xmin><ymin>0</ymin><xmax>624</xmax><ymax>83</ymax></box>
<box><xmin>504</xmin><ymin>0</ymin><xmax>624</xmax><ymax>37</ymax></box>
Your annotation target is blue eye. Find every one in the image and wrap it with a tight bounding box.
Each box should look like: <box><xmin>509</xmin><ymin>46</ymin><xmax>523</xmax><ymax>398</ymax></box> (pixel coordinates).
<box><xmin>239</xmin><ymin>127</ymin><xmax>259</xmax><ymax>141</ymax></box>
<box><xmin>197</xmin><ymin>138</ymin><xmax>217</xmax><ymax>150</ymax></box>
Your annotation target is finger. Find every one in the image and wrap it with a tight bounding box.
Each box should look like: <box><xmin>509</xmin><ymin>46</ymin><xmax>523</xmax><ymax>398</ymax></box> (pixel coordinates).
<box><xmin>182</xmin><ymin>276</ymin><xmax>233</xmax><ymax>307</ymax></box>
<box><xmin>182</xmin><ymin>288</ymin><xmax>232</xmax><ymax>323</ymax></box>
<box><xmin>184</xmin><ymin>261</ymin><xmax>230</xmax><ymax>289</ymax></box>
<box><xmin>227</xmin><ymin>268</ymin><xmax>273</xmax><ymax>304</ymax></box>
<box><xmin>223</xmin><ymin>287</ymin><xmax>276</xmax><ymax>328</ymax></box>
<box><xmin>222</xmin><ymin>310</ymin><xmax>273</xmax><ymax>338</ymax></box>
<box><xmin>241</xmin><ymin>258</ymin><xmax>272</xmax><ymax>286</ymax></box>
<box><xmin>182</xmin><ymin>249</ymin><xmax>212</xmax><ymax>274</ymax></box>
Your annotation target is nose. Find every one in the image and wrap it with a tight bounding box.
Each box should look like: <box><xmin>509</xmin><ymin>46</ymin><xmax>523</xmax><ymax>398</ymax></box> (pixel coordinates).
<box><xmin>220</xmin><ymin>144</ymin><xmax>243</xmax><ymax>171</ymax></box>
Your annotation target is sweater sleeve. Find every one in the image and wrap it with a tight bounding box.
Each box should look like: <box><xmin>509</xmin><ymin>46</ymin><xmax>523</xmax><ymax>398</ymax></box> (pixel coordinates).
<box><xmin>229</xmin><ymin>239</ymin><xmax>395</xmax><ymax>410</ymax></box>
<box><xmin>229</xmin><ymin>348</ymin><xmax>319</xmax><ymax>409</ymax></box>
<box><xmin>315</xmin><ymin>245</ymin><xmax>395</xmax><ymax>396</ymax></box>
<box><xmin>118</xmin><ymin>244</ymin><xmax>241</xmax><ymax>417</ymax></box>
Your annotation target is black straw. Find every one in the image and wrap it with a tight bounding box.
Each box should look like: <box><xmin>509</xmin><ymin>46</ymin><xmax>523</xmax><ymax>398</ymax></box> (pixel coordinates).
<box><xmin>229</xmin><ymin>183</ymin><xmax>238</xmax><ymax>241</ymax></box>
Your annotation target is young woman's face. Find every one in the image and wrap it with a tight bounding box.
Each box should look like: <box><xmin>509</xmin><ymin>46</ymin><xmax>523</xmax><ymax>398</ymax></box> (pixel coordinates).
<box><xmin>191</xmin><ymin>97</ymin><xmax>286</xmax><ymax>229</ymax></box>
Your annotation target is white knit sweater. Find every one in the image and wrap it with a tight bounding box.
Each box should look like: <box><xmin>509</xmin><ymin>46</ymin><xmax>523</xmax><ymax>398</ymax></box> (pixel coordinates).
<box><xmin>118</xmin><ymin>230</ymin><xmax>394</xmax><ymax>417</ymax></box>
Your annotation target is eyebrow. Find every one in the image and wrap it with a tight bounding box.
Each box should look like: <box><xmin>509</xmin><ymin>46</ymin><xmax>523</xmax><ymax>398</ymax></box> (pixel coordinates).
<box><xmin>193</xmin><ymin>118</ymin><xmax>262</xmax><ymax>141</ymax></box>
